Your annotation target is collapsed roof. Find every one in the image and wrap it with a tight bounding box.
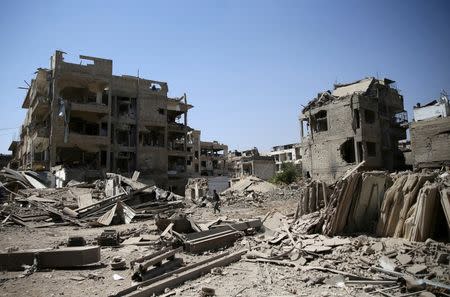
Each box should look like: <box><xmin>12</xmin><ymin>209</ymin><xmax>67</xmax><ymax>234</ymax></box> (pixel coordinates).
<box><xmin>302</xmin><ymin>77</ymin><xmax>396</xmax><ymax>113</ymax></box>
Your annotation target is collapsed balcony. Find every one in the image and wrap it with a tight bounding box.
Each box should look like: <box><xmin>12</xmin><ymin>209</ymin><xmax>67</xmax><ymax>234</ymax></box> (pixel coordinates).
<box><xmin>168</xmin><ymin>155</ymin><xmax>187</xmax><ymax>176</ymax></box>
<box><xmin>60</xmin><ymin>86</ymin><xmax>109</xmax><ymax>114</ymax></box>
<box><xmin>139</xmin><ymin>126</ymin><xmax>165</xmax><ymax>147</ymax></box>
<box><xmin>67</xmin><ymin>117</ymin><xmax>109</xmax><ymax>146</ymax></box>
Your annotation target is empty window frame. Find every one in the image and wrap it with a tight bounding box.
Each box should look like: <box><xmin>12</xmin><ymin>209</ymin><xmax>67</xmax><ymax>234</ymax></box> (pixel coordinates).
<box><xmin>354</xmin><ymin>109</ymin><xmax>360</xmax><ymax>129</ymax></box>
<box><xmin>340</xmin><ymin>138</ymin><xmax>356</xmax><ymax>163</ymax></box>
<box><xmin>365</xmin><ymin>109</ymin><xmax>376</xmax><ymax>124</ymax></box>
<box><xmin>366</xmin><ymin>142</ymin><xmax>377</xmax><ymax>156</ymax></box>
<box><xmin>311</xmin><ymin>110</ymin><xmax>328</xmax><ymax>132</ymax></box>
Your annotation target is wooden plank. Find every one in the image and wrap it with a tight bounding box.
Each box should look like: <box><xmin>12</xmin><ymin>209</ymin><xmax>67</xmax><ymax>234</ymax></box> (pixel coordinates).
<box><xmin>113</xmin><ymin>253</ymin><xmax>230</xmax><ymax>297</ymax></box>
<box><xmin>139</xmin><ymin>247</ymin><xmax>183</xmax><ymax>272</ymax></box>
<box><xmin>130</xmin><ymin>247</ymin><xmax>173</xmax><ymax>266</ymax></box>
<box><xmin>127</xmin><ymin>250</ymin><xmax>246</xmax><ymax>297</ymax></box>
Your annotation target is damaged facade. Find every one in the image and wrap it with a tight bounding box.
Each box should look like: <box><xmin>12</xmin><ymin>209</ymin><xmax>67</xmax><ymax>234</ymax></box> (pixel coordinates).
<box><xmin>268</xmin><ymin>143</ymin><xmax>302</xmax><ymax>173</ymax></box>
<box><xmin>299</xmin><ymin>77</ymin><xmax>408</xmax><ymax>183</ymax></box>
<box><xmin>186</xmin><ymin>130</ymin><xmax>228</xmax><ymax>177</ymax></box>
<box><xmin>9</xmin><ymin>51</ymin><xmax>193</xmax><ymax>194</ymax></box>
<box><xmin>410</xmin><ymin>91</ymin><xmax>450</xmax><ymax>169</ymax></box>
<box><xmin>227</xmin><ymin>148</ymin><xmax>275</xmax><ymax>180</ymax></box>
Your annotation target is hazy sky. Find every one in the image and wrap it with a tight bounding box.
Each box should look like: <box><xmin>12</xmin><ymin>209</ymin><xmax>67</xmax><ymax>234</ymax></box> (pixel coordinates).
<box><xmin>0</xmin><ymin>0</ymin><xmax>449</xmax><ymax>154</ymax></box>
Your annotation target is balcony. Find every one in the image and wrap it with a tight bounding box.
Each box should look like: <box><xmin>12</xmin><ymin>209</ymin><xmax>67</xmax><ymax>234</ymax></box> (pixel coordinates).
<box><xmin>167</xmin><ymin>122</ymin><xmax>189</xmax><ymax>132</ymax></box>
<box><xmin>31</xmin><ymin>126</ymin><xmax>49</xmax><ymax>140</ymax></box>
<box><xmin>68</xmin><ymin>133</ymin><xmax>109</xmax><ymax>146</ymax></box>
<box><xmin>71</xmin><ymin>102</ymin><xmax>108</xmax><ymax>114</ymax></box>
<box><xmin>31</xmin><ymin>97</ymin><xmax>50</xmax><ymax>118</ymax></box>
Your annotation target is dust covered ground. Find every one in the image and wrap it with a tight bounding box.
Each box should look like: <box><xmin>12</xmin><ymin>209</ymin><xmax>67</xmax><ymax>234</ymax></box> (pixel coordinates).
<box><xmin>1</xmin><ymin>197</ymin><xmax>449</xmax><ymax>297</ymax></box>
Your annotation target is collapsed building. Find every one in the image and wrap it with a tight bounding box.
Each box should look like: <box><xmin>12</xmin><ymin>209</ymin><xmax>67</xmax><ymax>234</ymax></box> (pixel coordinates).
<box><xmin>299</xmin><ymin>77</ymin><xmax>408</xmax><ymax>183</ymax></box>
<box><xmin>267</xmin><ymin>143</ymin><xmax>302</xmax><ymax>173</ymax></box>
<box><xmin>410</xmin><ymin>91</ymin><xmax>450</xmax><ymax>169</ymax></box>
<box><xmin>227</xmin><ymin>148</ymin><xmax>275</xmax><ymax>180</ymax></box>
<box><xmin>9</xmin><ymin>51</ymin><xmax>193</xmax><ymax>194</ymax></box>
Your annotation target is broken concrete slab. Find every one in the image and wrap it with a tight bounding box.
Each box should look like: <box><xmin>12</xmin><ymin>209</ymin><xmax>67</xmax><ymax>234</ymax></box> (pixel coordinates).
<box><xmin>0</xmin><ymin>246</ymin><xmax>101</xmax><ymax>271</ymax></box>
<box><xmin>406</xmin><ymin>264</ymin><xmax>428</xmax><ymax>275</ymax></box>
<box><xmin>396</xmin><ymin>253</ymin><xmax>413</xmax><ymax>265</ymax></box>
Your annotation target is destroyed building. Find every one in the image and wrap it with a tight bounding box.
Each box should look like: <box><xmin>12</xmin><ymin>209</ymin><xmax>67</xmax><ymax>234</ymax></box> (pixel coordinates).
<box><xmin>227</xmin><ymin>147</ymin><xmax>275</xmax><ymax>180</ymax></box>
<box><xmin>9</xmin><ymin>51</ymin><xmax>193</xmax><ymax>194</ymax></box>
<box><xmin>299</xmin><ymin>77</ymin><xmax>408</xmax><ymax>183</ymax></box>
<box><xmin>267</xmin><ymin>143</ymin><xmax>302</xmax><ymax>173</ymax></box>
<box><xmin>410</xmin><ymin>91</ymin><xmax>450</xmax><ymax>169</ymax></box>
<box><xmin>186</xmin><ymin>130</ymin><xmax>228</xmax><ymax>176</ymax></box>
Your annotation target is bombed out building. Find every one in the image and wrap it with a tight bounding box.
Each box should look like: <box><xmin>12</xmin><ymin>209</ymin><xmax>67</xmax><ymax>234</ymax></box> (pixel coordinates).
<box><xmin>299</xmin><ymin>77</ymin><xmax>408</xmax><ymax>183</ymax></box>
<box><xmin>10</xmin><ymin>51</ymin><xmax>193</xmax><ymax>193</ymax></box>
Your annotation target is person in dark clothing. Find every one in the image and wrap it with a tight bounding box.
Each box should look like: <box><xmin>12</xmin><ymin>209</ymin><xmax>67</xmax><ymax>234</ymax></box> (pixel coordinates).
<box><xmin>213</xmin><ymin>189</ymin><xmax>221</xmax><ymax>214</ymax></box>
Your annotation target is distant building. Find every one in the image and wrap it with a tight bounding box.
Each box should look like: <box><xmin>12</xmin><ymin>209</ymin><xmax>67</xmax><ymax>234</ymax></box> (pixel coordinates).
<box><xmin>227</xmin><ymin>147</ymin><xmax>275</xmax><ymax>180</ymax></box>
<box><xmin>410</xmin><ymin>91</ymin><xmax>450</xmax><ymax>169</ymax></box>
<box><xmin>186</xmin><ymin>130</ymin><xmax>228</xmax><ymax>176</ymax></box>
<box><xmin>268</xmin><ymin>143</ymin><xmax>302</xmax><ymax>173</ymax></box>
<box><xmin>299</xmin><ymin>77</ymin><xmax>408</xmax><ymax>183</ymax></box>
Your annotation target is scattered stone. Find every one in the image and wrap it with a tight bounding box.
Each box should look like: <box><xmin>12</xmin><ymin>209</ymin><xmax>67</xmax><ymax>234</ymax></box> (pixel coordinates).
<box><xmin>406</xmin><ymin>264</ymin><xmax>428</xmax><ymax>275</ymax></box>
<box><xmin>396</xmin><ymin>253</ymin><xmax>413</xmax><ymax>265</ymax></box>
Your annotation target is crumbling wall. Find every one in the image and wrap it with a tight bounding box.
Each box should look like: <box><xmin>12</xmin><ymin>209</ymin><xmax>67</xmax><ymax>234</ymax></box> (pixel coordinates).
<box><xmin>410</xmin><ymin>116</ymin><xmax>450</xmax><ymax>168</ymax></box>
<box><xmin>301</xmin><ymin>97</ymin><xmax>359</xmax><ymax>183</ymax></box>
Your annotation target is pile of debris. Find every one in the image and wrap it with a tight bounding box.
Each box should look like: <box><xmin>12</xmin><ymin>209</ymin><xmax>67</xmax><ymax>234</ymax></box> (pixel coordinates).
<box><xmin>0</xmin><ymin>168</ymin><xmax>184</xmax><ymax>228</ymax></box>
<box><xmin>220</xmin><ymin>176</ymin><xmax>278</xmax><ymax>206</ymax></box>
<box><xmin>288</xmin><ymin>170</ymin><xmax>450</xmax><ymax>243</ymax></box>
<box><xmin>242</xmin><ymin>212</ymin><xmax>450</xmax><ymax>296</ymax></box>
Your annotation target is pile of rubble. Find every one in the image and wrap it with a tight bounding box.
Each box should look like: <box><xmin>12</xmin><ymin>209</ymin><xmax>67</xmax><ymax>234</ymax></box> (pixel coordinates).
<box><xmin>242</xmin><ymin>209</ymin><xmax>450</xmax><ymax>296</ymax></box>
<box><xmin>287</xmin><ymin>170</ymin><xmax>450</xmax><ymax>242</ymax></box>
<box><xmin>220</xmin><ymin>176</ymin><xmax>279</xmax><ymax>206</ymax></box>
<box><xmin>0</xmin><ymin>168</ymin><xmax>184</xmax><ymax>228</ymax></box>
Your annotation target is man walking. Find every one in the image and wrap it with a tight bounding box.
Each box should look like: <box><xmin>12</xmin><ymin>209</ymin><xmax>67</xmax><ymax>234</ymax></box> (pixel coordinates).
<box><xmin>213</xmin><ymin>189</ymin><xmax>221</xmax><ymax>214</ymax></box>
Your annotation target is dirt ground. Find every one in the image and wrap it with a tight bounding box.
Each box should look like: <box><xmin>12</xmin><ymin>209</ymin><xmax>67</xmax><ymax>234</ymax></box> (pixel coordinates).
<box><xmin>0</xmin><ymin>198</ymin><xmax>448</xmax><ymax>297</ymax></box>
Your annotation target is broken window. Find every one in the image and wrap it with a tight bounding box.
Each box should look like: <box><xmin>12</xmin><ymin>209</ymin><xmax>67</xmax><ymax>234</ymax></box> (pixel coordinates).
<box><xmin>100</xmin><ymin>123</ymin><xmax>108</xmax><ymax>136</ymax></box>
<box><xmin>354</xmin><ymin>109</ymin><xmax>360</xmax><ymax>129</ymax></box>
<box><xmin>69</xmin><ymin>117</ymin><xmax>100</xmax><ymax>136</ymax></box>
<box><xmin>116</xmin><ymin>152</ymin><xmax>135</xmax><ymax>173</ymax></box>
<box><xmin>60</xmin><ymin>87</ymin><xmax>97</xmax><ymax>104</ymax></box>
<box><xmin>117</xmin><ymin>97</ymin><xmax>136</xmax><ymax>118</ymax></box>
<box><xmin>150</xmin><ymin>83</ymin><xmax>162</xmax><ymax>92</ymax></box>
<box><xmin>311</xmin><ymin>110</ymin><xmax>328</xmax><ymax>132</ymax></box>
<box><xmin>102</xmin><ymin>90</ymin><xmax>109</xmax><ymax>105</ymax></box>
<box><xmin>201</xmin><ymin>161</ymin><xmax>206</xmax><ymax>167</ymax></box>
<box><xmin>340</xmin><ymin>138</ymin><xmax>356</xmax><ymax>163</ymax></box>
<box><xmin>140</xmin><ymin>126</ymin><xmax>165</xmax><ymax>147</ymax></box>
<box><xmin>357</xmin><ymin>141</ymin><xmax>363</xmax><ymax>162</ymax></box>
<box><xmin>168</xmin><ymin>156</ymin><xmax>186</xmax><ymax>173</ymax></box>
<box><xmin>116</xmin><ymin>125</ymin><xmax>136</xmax><ymax>147</ymax></box>
<box><xmin>365</xmin><ymin>109</ymin><xmax>376</xmax><ymax>124</ymax></box>
<box><xmin>366</xmin><ymin>142</ymin><xmax>377</xmax><ymax>157</ymax></box>
<box><xmin>168</xmin><ymin>132</ymin><xmax>186</xmax><ymax>151</ymax></box>
<box><xmin>100</xmin><ymin>150</ymin><xmax>107</xmax><ymax>166</ymax></box>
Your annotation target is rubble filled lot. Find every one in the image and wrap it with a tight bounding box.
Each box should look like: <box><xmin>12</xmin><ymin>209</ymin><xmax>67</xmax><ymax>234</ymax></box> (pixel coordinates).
<box><xmin>0</xmin><ymin>168</ymin><xmax>449</xmax><ymax>297</ymax></box>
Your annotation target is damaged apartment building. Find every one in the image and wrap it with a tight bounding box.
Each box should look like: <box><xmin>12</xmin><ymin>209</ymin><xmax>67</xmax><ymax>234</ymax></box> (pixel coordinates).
<box><xmin>9</xmin><ymin>50</ymin><xmax>193</xmax><ymax>194</ymax></box>
<box><xmin>268</xmin><ymin>143</ymin><xmax>302</xmax><ymax>173</ymax></box>
<box><xmin>227</xmin><ymin>148</ymin><xmax>275</xmax><ymax>180</ymax></box>
<box><xmin>186</xmin><ymin>130</ymin><xmax>228</xmax><ymax>177</ymax></box>
<box><xmin>299</xmin><ymin>77</ymin><xmax>408</xmax><ymax>183</ymax></box>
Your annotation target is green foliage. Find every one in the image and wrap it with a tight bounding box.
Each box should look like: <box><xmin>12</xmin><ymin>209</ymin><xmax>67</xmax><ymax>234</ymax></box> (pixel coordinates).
<box><xmin>272</xmin><ymin>162</ymin><xmax>298</xmax><ymax>184</ymax></box>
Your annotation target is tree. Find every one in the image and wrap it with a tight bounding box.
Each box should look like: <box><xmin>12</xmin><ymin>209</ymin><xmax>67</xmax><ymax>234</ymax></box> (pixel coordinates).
<box><xmin>272</xmin><ymin>162</ymin><xmax>298</xmax><ymax>184</ymax></box>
